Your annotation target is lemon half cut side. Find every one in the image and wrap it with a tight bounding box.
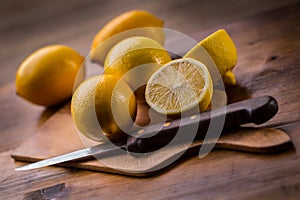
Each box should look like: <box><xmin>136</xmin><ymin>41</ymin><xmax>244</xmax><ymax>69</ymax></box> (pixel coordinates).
<box><xmin>145</xmin><ymin>58</ymin><xmax>213</xmax><ymax>115</ymax></box>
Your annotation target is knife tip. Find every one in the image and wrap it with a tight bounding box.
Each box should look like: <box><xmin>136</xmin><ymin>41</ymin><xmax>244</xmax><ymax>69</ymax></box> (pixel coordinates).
<box><xmin>15</xmin><ymin>167</ymin><xmax>25</xmax><ymax>171</ymax></box>
<box><xmin>15</xmin><ymin>164</ymin><xmax>39</xmax><ymax>171</ymax></box>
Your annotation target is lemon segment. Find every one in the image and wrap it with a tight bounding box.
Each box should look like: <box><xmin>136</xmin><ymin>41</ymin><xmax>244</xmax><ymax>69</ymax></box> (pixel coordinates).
<box><xmin>184</xmin><ymin>29</ymin><xmax>237</xmax><ymax>85</ymax></box>
<box><xmin>71</xmin><ymin>75</ymin><xmax>137</xmax><ymax>142</ymax></box>
<box><xmin>90</xmin><ymin>10</ymin><xmax>164</xmax><ymax>64</ymax></box>
<box><xmin>16</xmin><ymin>45</ymin><xmax>84</xmax><ymax>107</ymax></box>
<box><xmin>145</xmin><ymin>58</ymin><xmax>213</xmax><ymax>115</ymax></box>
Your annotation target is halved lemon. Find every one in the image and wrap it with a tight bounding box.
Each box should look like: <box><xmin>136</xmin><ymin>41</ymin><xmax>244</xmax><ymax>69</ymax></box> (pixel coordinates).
<box><xmin>184</xmin><ymin>29</ymin><xmax>237</xmax><ymax>85</ymax></box>
<box><xmin>145</xmin><ymin>58</ymin><xmax>213</xmax><ymax>115</ymax></box>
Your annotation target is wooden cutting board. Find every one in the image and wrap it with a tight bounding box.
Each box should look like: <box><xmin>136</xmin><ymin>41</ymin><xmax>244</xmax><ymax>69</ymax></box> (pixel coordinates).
<box><xmin>12</xmin><ymin>98</ymin><xmax>292</xmax><ymax>177</ymax></box>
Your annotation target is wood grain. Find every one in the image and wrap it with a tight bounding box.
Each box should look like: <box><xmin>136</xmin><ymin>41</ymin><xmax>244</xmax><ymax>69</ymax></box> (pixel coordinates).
<box><xmin>0</xmin><ymin>84</ymin><xmax>59</xmax><ymax>153</ymax></box>
<box><xmin>1</xmin><ymin>2</ymin><xmax>300</xmax><ymax>199</ymax></box>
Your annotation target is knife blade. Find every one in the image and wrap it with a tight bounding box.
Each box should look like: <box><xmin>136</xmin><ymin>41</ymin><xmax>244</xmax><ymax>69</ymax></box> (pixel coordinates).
<box><xmin>15</xmin><ymin>143</ymin><xmax>125</xmax><ymax>171</ymax></box>
<box><xmin>15</xmin><ymin>96</ymin><xmax>278</xmax><ymax>171</ymax></box>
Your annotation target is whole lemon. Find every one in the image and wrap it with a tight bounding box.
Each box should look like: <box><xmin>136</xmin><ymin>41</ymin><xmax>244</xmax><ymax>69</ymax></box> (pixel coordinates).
<box><xmin>104</xmin><ymin>36</ymin><xmax>171</xmax><ymax>92</ymax></box>
<box><xmin>90</xmin><ymin>10</ymin><xmax>165</xmax><ymax>64</ymax></box>
<box><xmin>16</xmin><ymin>45</ymin><xmax>85</xmax><ymax>106</ymax></box>
<box><xmin>71</xmin><ymin>75</ymin><xmax>137</xmax><ymax>142</ymax></box>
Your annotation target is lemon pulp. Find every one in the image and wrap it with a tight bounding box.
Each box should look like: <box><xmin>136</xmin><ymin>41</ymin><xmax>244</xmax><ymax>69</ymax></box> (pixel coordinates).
<box><xmin>145</xmin><ymin>58</ymin><xmax>213</xmax><ymax>115</ymax></box>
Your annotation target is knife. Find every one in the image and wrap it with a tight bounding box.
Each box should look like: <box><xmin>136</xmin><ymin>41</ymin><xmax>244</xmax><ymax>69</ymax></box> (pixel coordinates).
<box><xmin>15</xmin><ymin>96</ymin><xmax>278</xmax><ymax>171</ymax></box>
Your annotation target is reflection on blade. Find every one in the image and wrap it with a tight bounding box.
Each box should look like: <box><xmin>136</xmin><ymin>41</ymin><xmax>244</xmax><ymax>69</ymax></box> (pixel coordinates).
<box><xmin>15</xmin><ymin>143</ymin><xmax>124</xmax><ymax>171</ymax></box>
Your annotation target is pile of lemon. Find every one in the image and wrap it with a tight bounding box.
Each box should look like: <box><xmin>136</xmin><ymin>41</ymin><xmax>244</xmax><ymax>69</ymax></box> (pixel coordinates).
<box><xmin>15</xmin><ymin>10</ymin><xmax>238</xmax><ymax>142</ymax></box>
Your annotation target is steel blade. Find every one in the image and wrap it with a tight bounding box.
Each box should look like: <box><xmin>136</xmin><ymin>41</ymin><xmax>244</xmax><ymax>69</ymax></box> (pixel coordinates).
<box><xmin>15</xmin><ymin>143</ymin><xmax>124</xmax><ymax>171</ymax></box>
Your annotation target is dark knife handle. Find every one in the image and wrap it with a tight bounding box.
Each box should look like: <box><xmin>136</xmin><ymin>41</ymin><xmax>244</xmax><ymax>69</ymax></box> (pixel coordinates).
<box><xmin>126</xmin><ymin>96</ymin><xmax>278</xmax><ymax>153</ymax></box>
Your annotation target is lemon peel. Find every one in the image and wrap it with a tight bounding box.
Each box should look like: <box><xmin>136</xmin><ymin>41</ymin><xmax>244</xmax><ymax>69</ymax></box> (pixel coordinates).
<box><xmin>16</xmin><ymin>45</ymin><xmax>84</xmax><ymax>106</ymax></box>
<box><xmin>184</xmin><ymin>29</ymin><xmax>237</xmax><ymax>85</ymax></box>
<box><xmin>71</xmin><ymin>75</ymin><xmax>137</xmax><ymax>142</ymax></box>
<box><xmin>90</xmin><ymin>10</ymin><xmax>164</xmax><ymax>64</ymax></box>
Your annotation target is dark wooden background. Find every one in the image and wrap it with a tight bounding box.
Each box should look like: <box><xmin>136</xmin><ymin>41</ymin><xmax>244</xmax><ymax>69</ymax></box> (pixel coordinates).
<box><xmin>0</xmin><ymin>0</ymin><xmax>297</xmax><ymax>86</ymax></box>
<box><xmin>1</xmin><ymin>0</ymin><xmax>300</xmax><ymax>199</ymax></box>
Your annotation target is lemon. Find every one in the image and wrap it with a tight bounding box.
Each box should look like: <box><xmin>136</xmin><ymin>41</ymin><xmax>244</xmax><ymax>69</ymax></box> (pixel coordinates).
<box><xmin>71</xmin><ymin>75</ymin><xmax>137</xmax><ymax>142</ymax></box>
<box><xmin>145</xmin><ymin>58</ymin><xmax>213</xmax><ymax>115</ymax></box>
<box><xmin>71</xmin><ymin>76</ymin><xmax>101</xmax><ymax>141</ymax></box>
<box><xmin>90</xmin><ymin>10</ymin><xmax>164</xmax><ymax>64</ymax></box>
<box><xmin>104</xmin><ymin>36</ymin><xmax>171</xmax><ymax>91</ymax></box>
<box><xmin>16</xmin><ymin>45</ymin><xmax>85</xmax><ymax>107</ymax></box>
<box><xmin>222</xmin><ymin>71</ymin><xmax>236</xmax><ymax>85</ymax></box>
<box><xmin>184</xmin><ymin>29</ymin><xmax>237</xmax><ymax>85</ymax></box>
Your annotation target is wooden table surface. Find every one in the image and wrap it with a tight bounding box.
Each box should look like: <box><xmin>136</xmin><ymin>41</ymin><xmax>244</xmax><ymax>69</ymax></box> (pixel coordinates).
<box><xmin>1</xmin><ymin>1</ymin><xmax>300</xmax><ymax>199</ymax></box>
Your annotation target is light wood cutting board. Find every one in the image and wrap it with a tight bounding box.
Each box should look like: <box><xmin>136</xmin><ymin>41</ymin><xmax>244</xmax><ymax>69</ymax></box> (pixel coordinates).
<box><xmin>12</xmin><ymin>99</ymin><xmax>292</xmax><ymax>177</ymax></box>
